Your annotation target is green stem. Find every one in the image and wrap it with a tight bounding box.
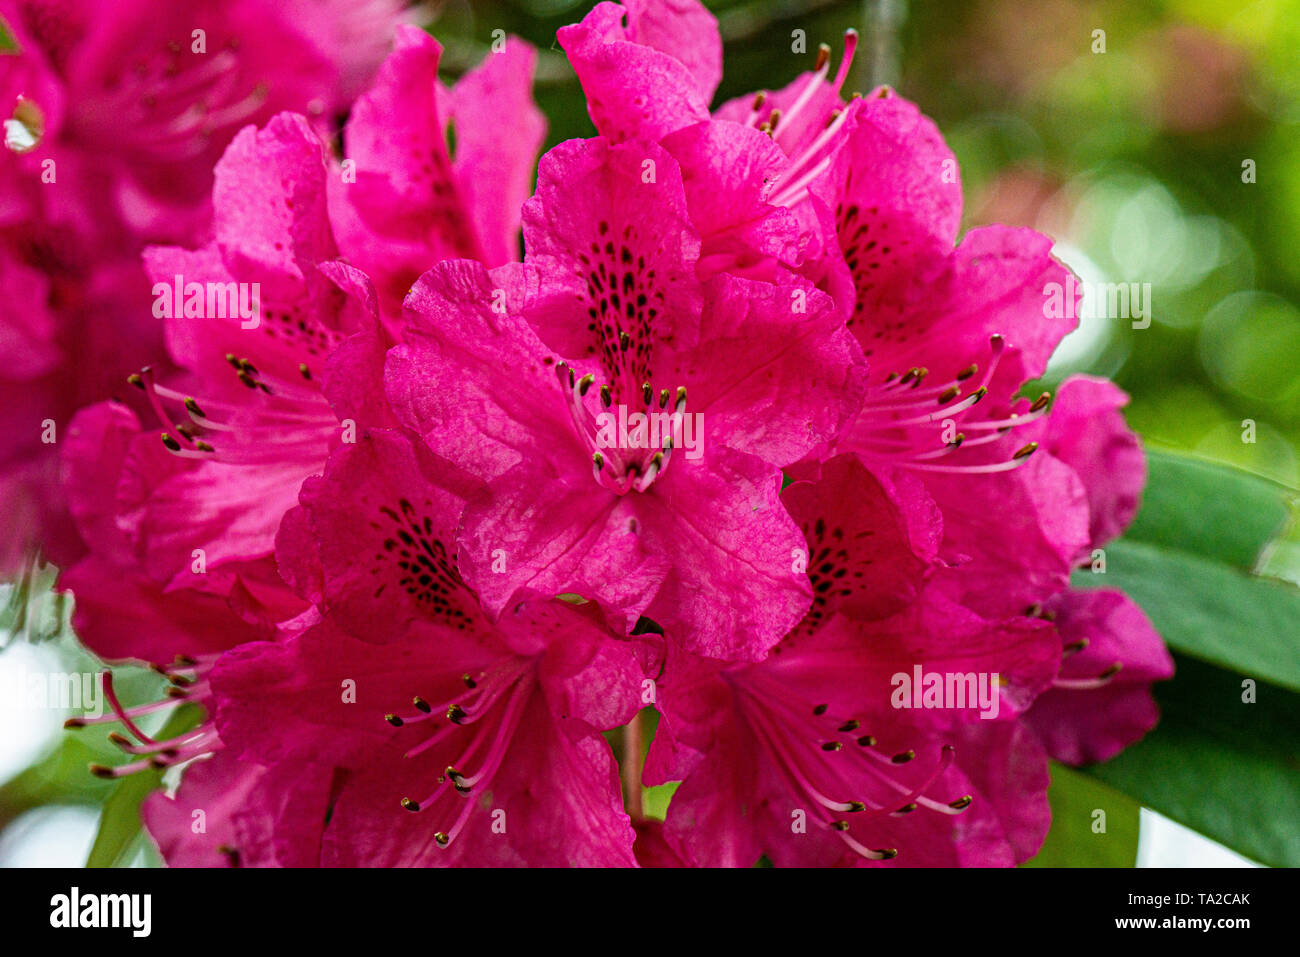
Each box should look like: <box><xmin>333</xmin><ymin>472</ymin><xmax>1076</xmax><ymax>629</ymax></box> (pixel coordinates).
<box><xmin>623</xmin><ymin>711</ymin><xmax>644</xmax><ymax>822</ymax></box>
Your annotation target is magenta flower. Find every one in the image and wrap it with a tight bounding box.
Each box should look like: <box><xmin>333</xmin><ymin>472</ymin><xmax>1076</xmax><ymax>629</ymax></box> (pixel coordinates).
<box><xmin>645</xmin><ymin>456</ymin><xmax>1058</xmax><ymax>866</ymax></box>
<box><xmin>59</xmin><ymin>440</ymin><xmax>344</xmax><ymax>868</ymax></box>
<box><xmin>49</xmin><ymin>45</ymin><xmax>553</xmax><ymax>861</ymax></box>
<box><xmin>1027</xmin><ymin>589</ymin><xmax>1172</xmax><ymax>765</ymax></box>
<box><xmin>0</xmin><ymin>0</ymin><xmax>404</xmax><ymax>235</ymax></box>
<box><xmin>557</xmin><ymin>0</ymin><xmax>1169</xmax><ymax>838</ymax></box>
<box><xmin>30</xmin><ymin>0</ymin><xmax>1177</xmax><ymax>870</ymax></box>
<box><xmin>57</xmin><ymin>399</ymin><xmax>276</xmax><ymax>792</ymax></box>
<box><xmin>54</xmin><ymin>111</ymin><xmax>381</xmax><ymax>794</ymax></box>
<box><xmin>58</xmin><ymin>401</ymin><xmax>279</xmax><ymax>662</ymax></box>
<box><xmin>328</xmin><ymin>24</ymin><xmax>545</xmax><ymax>327</ymax></box>
<box><xmin>387</xmin><ymin>133</ymin><xmax>866</xmax><ymax>661</ymax></box>
<box><xmin>793</xmin><ymin>98</ymin><xmax>1174</xmax><ymax>760</ymax></box>
<box><xmin>1020</xmin><ymin>376</ymin><xmax>1175</xmax><ymax>763</ymax></box>
<box><xmin>0</xmin><ymin>0</ymin><xmax>404</xmax><ymax>570</ymax></box>
<box><xmin>125</xmin><ymin>112</ymin><xmax>388</xmax><ymax>585</ymax></box>
<box><xmin>210</xmin><ymin>429</ymin><xmax>655</xmax><ymax>866</ymax></box>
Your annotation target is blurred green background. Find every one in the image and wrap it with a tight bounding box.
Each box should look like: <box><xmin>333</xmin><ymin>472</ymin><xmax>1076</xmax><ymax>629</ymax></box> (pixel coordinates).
<box><xmin>3</xmin><ymin>0</ymin><xmax>1297</xmax><ymax>865</ymax></box>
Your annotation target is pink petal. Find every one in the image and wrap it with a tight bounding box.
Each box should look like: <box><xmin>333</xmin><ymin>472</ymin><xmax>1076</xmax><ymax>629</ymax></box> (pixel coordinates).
<box><xmin>557</xmin><ymin>1</ymin><xmax>712</xmax><ymax>143</ymax></box>
<box><xmin>448</xmin><ymin>37</ymin><xmax>546</xmax><ymax>267</ymax></box>
<box><xmin>1026</xmin><ymin>588</ymin><xmax>1174</xmax><ymax>765</ymax></box>
<box><xmin>1039</xmin><ymin>375</ymin><xmax>1146</xmax><ymax>548</ymax></box>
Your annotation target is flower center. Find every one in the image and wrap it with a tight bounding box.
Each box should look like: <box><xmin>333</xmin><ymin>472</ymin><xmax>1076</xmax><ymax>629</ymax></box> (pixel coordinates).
<box><xmin>75</xmin><ymin>38</ymin><xmax>270</xmax><ymax>166</ymax></box>
<box><xmin>553</xmin><ymin>360</ymin><xmax>688</xmax><ymax>495</ymax></box>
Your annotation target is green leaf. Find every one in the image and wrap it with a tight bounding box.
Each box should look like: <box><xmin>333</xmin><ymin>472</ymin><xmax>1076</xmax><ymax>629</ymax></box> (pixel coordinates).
<box><xmin>85</xmin><ymin>767</ymin><xmax>159</xmax><ymax>868</ymax></box>
<box><xmin>643</xmin><ymin>781</ymin><xmax>679</xmax><ymax>821</ymax></box>
<box><xmin>84</xmin><ymin>703</ymin><xmax>203</xmax><ymax>868</ymax></box>
<box><xmin>1083</xmin><ymin>654</ymin><xmax>1294</xmax><ymax>867</ymax></box>
<box><xmin>1074</xmin><ymin>539</ymin><xmax>1300</xmax><ymax>693</ymax></box>
<box><xmin>0</xmin><ymin>737</ymin><xmax>110</xmax><ymax>834</ymax></box>
<box><xmin>0</xmin><ymin>16</ymin><xmax>17</xmax><ymax>54</ymax></box>
<box><xmin>1024</xmin><ymin>763</ymin><xmax>1140</xmax><ymax>867</ymax></box>
<box><xmin>1125</xmin><ymin>448</ymin><xmax>1293</xmax><ymax>571</ymax></box>
<box><xmin>1072</xmin><ymin>448</ymin><xmax>1300</xmax><ymax>690</ymax></box>
<box><xmin>1071</xmin><ymin>450</ymin><xmax>1300</xmax><ymax>864</ymax></box>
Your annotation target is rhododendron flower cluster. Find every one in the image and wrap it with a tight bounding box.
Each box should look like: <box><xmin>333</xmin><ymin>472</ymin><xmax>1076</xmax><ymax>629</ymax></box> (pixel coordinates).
<box><xmin>7</xmin><ymin>0</ymin><xmax>1172</xmax><ymax>867</ymax></box>
<box><xmin>0</xmin><ymin>0</ymin><xmax>409</xmax><ymax>575</ymax></box>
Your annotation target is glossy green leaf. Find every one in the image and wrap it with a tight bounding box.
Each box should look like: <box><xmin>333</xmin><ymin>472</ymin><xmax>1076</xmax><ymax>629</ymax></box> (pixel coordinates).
<box><xmin>1084</xmin><ymin>654</ymin><xmax>1296</xmax><ymax>867</ymax></box>
<box><xmin>1125</xmin><ymin>448</ymin><xmax>1293</xmax><ymax>571</ymax></box>
<box><xmin>1024</xmin><ymin>763</ymin><xmax>1140</xmax><ymax>867</ymax></box>
<box><xmin>643</xmin><ymin>781</ymin><xmax>679</xmax><ymax>821</ymax></box>
<box><xmin>0</xmin><ymin>737</ymin><xmax>109</xmax><ymax>834</ymax></box>
<box><xmin>1072</xmin><ymin>451</ymin><xmax>1300</xmax><ymax>864</ymax></box>
<box><xmin>1074</xmin><ymin>539</ymin><xmax>1300</xmax><ymax>693</ymax></box>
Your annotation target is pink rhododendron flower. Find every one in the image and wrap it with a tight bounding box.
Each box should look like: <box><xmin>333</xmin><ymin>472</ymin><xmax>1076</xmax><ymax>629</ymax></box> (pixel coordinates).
<box><xmin>210</xmin><ymin>429</ymin><xmax>656</xmax><ymax>866</ymax></box>
<box><xmin>57</xmin><ymin>402</ymin><xmax>262</xmax><ymax>790</ymax></box>
<box><xmin>1020</xmin><ymin>376</ymin><xmax>1175</xmax><ymax>762</ymax></box>
<box><xmin>1027</xmin><ymin>588</ymin><xmax>1172</xmax><ymax>765</ymax></box>
<box><xmin>0</xmin><ymin>0</ymin><xmax>407</xmax><ymax>572</ymax></box>
<box><xmin>124</xmin><ymin>112</ymin><xmax>383</xmax><ymax>585</ymax></box>
<box><xmin>387</xmin><ymin>133</ymin><xmax>866</xmax><ymax>662</ymax></box>
<box><xmin>793</xmin><ymin>98</ymin><xmax>1174</xmax><ymax>761</ymax></box>
<box><xmin>58</xmin><ymin>400</ymin><xmax>286</xmax><ymax>663</ymax></box>
<box><xmin>110</xmin><ymin>14</ymin><xmax>548</xmax><ymax>580</ymax></box>
<box><xmin>85</xmin><ymin>20</ymin><xmax>547</xmax><ymax>578</ymax></box>
<box><xmin>645</xmin><ymin>456</ymin><xmax>1058</xmax><ymax>866</ymax></box>
<box><xmin>54</xmin><ymin>110</ymin><xmax>386</xmax><ymax>826</ymax></box>
<box><xmin>58</xmin><ymin>396</ymin><xmax>356</xmax><ymax>866</ymax></box>
<box><xmin>35</xmin><ymin>0</ymin><xmax>1174</xmax><ymax>870</ymax></box>
<box><xmin>1</xmin><ymin>0</ymin><xmax>405</xmax><ymax>235</ymax></box>
<box><xmin>49</xmin><ymin>27</ymin><xmax>554</xmax><ymax>864</ymax></box>
<box><xmin>550</xmin><ymin>0</ymin><xmax>1169</xmax><ymax>843</ymax></box>
<box><xmin>719</xmin><ymin>46</ymin><xmax>1173</xmax><ymax>756</ymax></box>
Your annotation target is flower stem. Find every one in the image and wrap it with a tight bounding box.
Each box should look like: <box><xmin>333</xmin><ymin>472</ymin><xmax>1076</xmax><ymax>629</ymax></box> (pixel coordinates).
<box><xmin>623</xmin><ymin>710</ymin><xmax>644</xmax><ymax>821</ymax></box>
